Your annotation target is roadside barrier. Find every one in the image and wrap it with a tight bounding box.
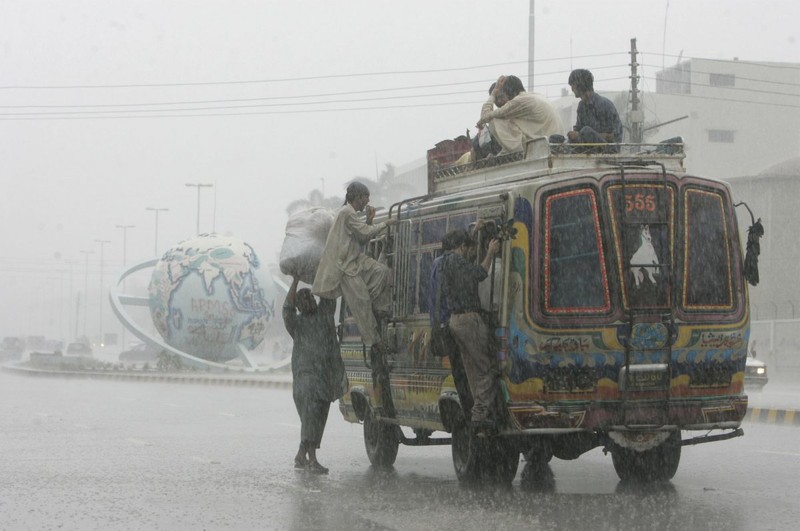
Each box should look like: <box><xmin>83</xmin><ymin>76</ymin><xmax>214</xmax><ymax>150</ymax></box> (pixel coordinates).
<box><xmin>3</xmin><ymin>364</ymin><xmax>798</xmax><ymax>425</ymax></box>
<box><xmin>1</xmin><ymin>364</ymin><xmax>292</xmax><ymax>390</ymax></box>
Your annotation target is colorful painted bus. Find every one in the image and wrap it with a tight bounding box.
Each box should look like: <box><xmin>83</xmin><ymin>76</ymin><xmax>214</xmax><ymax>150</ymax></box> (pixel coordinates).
<box><xmin>337</xmin><ymin>136</ymin><xmax>756</xmax><ymax>484</ymax></box>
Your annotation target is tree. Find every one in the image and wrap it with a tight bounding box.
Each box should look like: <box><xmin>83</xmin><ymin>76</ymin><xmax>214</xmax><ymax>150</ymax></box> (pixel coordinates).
<box><xmin>285</xmin><ymin>187</ymin><xmax>341</xmax><ymax>216</ymax></box>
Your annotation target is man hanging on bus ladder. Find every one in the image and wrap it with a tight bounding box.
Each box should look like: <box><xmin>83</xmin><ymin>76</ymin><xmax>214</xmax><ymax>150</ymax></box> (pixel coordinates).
<box><xmin>312</xmin><ymin>181</ymin><xmax>398</xmax><ymax>416</ymax></box>
<box><xmin>283</xmin><ymin>277</ymin><xmax>345</xmax><ymax>474</ymax></box>
<box><xmin>440</xmin><ymin>229</ymin><xmax>502</xmax><ymax>430</ymax></box>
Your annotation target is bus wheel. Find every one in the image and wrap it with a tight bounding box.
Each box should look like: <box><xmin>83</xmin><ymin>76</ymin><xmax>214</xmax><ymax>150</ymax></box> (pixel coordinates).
<box><xmin>451</xmin><ymin>417</ymin><xmax>483</xmax><ymax>483</ymax></box>
<box><xmin>611</xmin><ymin>431</ymin><xmax>682</xmax><ymax>481</ymax></box>
<box><xmin>363</xmin><ymin>409</ymin><xmax>399</xmax><ymax>467</ymax></box>
<box><xmin>483</xmin><ymin>440</ymin><xmax>520</xmax><ymax>485</ymax></box>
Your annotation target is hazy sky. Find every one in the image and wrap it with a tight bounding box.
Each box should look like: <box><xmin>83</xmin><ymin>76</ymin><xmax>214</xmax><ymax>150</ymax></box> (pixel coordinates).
<box><xmin>1</xmin><ymin>0</ymin><xmax>797</xmax><ymax>340</ymax></box>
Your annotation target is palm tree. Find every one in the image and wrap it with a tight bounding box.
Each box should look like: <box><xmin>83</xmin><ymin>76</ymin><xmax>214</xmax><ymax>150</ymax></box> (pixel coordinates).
<box><xmin>285</xmin><ymin>187</ymin><xmax>340</xmax><ymax>216</ymax></box>
<box><xmin>345</xmin><ymin>164</ymin><xmax>419</xmax><ymax>210</ymax></box>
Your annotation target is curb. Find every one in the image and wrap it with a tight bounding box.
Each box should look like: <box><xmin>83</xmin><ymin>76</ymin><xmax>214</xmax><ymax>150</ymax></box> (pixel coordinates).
<box><xmin>1</xmin><ymin>364</ymin><xmax>293</xmax><ymax>390</ymax></box>
<box><xmin>4</xmin><ymin>365</ymin><xmax>798</xmax><ymax>425</ymax></box>
<box><xmin>744</xmin><ymin>407</ymin><xmax>800</xmax><ymax>427</ymax></box>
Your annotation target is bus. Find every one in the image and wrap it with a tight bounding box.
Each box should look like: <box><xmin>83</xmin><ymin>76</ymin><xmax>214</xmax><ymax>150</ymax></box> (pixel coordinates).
<box><xmin>337</xmin><ymin>136</ymin><xmax>757</xmax><ymax>484</ymax></box>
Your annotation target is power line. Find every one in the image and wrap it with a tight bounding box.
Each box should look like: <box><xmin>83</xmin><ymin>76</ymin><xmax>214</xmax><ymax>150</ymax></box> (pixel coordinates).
<box><xmin>0</xmin><ymin>52</ymin><xmax>626</xmax><ymax>91</ymax></box>
<box><xmin>0</xmin><ymin>76</ymin><xmax>632</xmax><ymax>117</ymax></box>
<box><xmin>0</xmin><ymin>64</ymin><xmax>632</xmax><ymax>111</ymax></box>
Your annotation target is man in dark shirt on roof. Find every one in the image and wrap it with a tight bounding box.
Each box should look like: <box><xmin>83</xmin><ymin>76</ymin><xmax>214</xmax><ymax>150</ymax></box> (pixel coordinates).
<box><xmin>567</xmin><ymin>69</ymin><xmax>623</xmax><ymax>152</ymax></box>
<box><xmin>440</xmin><ymin>229</ymin><xmax>502</xmax><ymax>429</ymax></box>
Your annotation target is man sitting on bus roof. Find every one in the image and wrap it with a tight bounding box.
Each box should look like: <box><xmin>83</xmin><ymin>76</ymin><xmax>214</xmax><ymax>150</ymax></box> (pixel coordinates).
<box><xmin>566</xmin><ymin>68</ymin><xmax>623</xmax><ymax>152</ymax></box>
<box><xmin>476</xmin><ymin>75</ymin><xmax>563</xmax><ymax>155</ymax></box>
<box><xmin>440</xmin><ymin>229</ymin><xmax>502</xmax><ymax>430</ymax></box>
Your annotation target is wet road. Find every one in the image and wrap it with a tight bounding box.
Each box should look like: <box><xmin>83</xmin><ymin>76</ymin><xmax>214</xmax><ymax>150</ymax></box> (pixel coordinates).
<box><xmin>1</xmin><ymin>371</ymin><xmax>798</xmax><ymax>530</ymax></box>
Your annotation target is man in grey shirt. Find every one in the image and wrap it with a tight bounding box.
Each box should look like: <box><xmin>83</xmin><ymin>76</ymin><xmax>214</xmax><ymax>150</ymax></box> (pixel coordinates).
<box><xmin>567</xmin><ymin>69</ymin><xmax>623</xmax><ymax>152</ymax></box>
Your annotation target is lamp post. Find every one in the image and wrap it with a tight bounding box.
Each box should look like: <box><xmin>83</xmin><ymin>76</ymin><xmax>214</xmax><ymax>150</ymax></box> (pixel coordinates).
<box><xmin>94</xmin><ymin>239</ymin><xmax>111</xmax><ymax>346</ymax></box>
<box><xmin>115</xmin><ymin>225</ymin><xmax>135</xmax><ymax>351</ymax></box>
<box><xmin>145</xmin><ymin>207</ymin><xmax>169</xmax><ymax>257</ymax></box>
<box><xmin>79</xmin><ymin>250</ymin><xmax>93</xmax><ymax>339</ymax></box>
<box><xmin>185</xmin><ymin>183</ymin><xmax>213</xmax><ymax>235</ymax></box>
<box><xmin>115</xmin><ymin>225</ymin><xmax>135</xmax><ymax>268</ymax></box>
<box><xmin>63</xmin><ymin>259</ymin><xmax>77</xmax><ymax>343</ymax></box>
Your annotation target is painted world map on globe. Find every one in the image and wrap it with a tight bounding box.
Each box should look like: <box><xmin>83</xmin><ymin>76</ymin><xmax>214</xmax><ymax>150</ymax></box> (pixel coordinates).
<box><xmin>148</xmin><ymin>234</ymin><xmax>277</xmax><ymax>363</ymax></box>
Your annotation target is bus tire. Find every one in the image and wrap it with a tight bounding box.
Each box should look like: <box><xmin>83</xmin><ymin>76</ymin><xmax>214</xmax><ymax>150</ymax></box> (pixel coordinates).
<box><xmin>451</xmin><ymin>416</ymin><xmax>483</xmax><ymax>483</ymax></box>
<box><xmin>483</xmin><ymin>439</ymin><xmax>520</xmax><ymax>485</ymax></box>
<box><xmin>611</xmin><ymin>431</ymin><xmax>681</xmax><ymax>481</ymax></box>
<box><xmin>363</xmin><ymin>409</ymin><xmax>399</xmax><ymax>467</ymax></box>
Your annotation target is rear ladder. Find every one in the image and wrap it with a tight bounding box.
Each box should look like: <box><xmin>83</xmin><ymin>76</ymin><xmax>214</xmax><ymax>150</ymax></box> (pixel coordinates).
<box><xmin>618</xmin><ymin>161</ymin><xmax>675</xmax><ymax>428</ymax></box>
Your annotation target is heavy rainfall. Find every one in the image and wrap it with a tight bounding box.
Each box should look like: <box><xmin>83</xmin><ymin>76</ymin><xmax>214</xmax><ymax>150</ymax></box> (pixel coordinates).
<box><xmin>1</xmin><ymin>1</ymin><xmax>799</xmax><ymax>530</ymax></box>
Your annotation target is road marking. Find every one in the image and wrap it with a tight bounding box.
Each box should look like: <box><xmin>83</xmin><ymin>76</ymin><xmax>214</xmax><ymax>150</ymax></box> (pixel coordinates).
<box><xmin>189</xmin><ymin>456</ymin><xmax>221</xmax><ymax>464</ymax></box>
<box><xmin>756</xmin><ymin>450</ymin><xmax>800</xmax><ymax>457</ymax></box>
<box><xmin>126</xmin><ymin>438</ymin><xmax>152</xmax><ymax>446</ymax></box>
<box><xmin>217</xmin><ymin>412</ymin><xmax>235</xmax><ymax>417</ymax></box>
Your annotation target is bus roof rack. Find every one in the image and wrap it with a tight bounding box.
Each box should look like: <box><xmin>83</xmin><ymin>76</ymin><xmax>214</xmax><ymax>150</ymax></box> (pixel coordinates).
<box><xmin>427</xmin><ymin>136</ymin><xmax>686</xmax><ymax>195</ymax></box>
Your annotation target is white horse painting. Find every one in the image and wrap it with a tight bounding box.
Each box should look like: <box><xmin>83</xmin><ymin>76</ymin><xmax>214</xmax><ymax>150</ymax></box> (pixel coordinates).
<box><xmin>630</xmin><ymin>224</ymin><xmax>659</xmax><ymax>288</ymax></box>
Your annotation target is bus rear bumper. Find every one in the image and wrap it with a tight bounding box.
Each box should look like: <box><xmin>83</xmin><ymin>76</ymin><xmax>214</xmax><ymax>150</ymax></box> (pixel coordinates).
<box><xmin>506</xmin><ymin>395</ymin><xmax>749</xmax><ymax>432</ymax></box>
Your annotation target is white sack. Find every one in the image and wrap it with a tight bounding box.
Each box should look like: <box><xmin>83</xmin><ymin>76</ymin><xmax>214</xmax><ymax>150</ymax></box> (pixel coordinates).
<box><xmin>279</xmin><ymin>207</ymin><xmax>336</xmax><ymax>284</ymax></box>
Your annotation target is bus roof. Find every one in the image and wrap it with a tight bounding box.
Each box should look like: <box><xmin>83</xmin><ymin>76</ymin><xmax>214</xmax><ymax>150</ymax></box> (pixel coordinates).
<box><xmin>427</xmin><ymin>136</ymin><xmax>686</xmax><ymax>195</ymax></box>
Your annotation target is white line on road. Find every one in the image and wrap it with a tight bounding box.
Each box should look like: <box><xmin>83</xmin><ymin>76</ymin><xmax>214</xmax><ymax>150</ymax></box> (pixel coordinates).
<box><xmin>756</xmin><ymin>450</ymin><xmax>800</xmax><ymax>457</ymax></box>
<box><xmin>126</xmin><ymin>438</ymin><xmax>152</xmax><ymax>446</ymax></box>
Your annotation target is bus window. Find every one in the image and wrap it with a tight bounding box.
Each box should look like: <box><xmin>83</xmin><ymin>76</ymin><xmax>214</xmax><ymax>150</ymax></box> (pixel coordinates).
<box><xmin>449</xmin><ymin>212</ymin><xmax>477</xmax><ymax>232</ymax></box>
<box><xmin>683</xmin><ymin>188</ymin><xmax>734</xmax><ymax>310</ymax></box>
<box><xmin>421</xmin><ymin>217</ymin><xmax>447</xmax><ymax>246</ymax></box>
<box><xmin>542</xmin><ymin>188</ymin><xmax>611</xmax><ymax>315</ymax></box>
<box><xmin>606</xmin><ymin>183</ymin><xmax>675</xmax><ymax>310</ymax></box>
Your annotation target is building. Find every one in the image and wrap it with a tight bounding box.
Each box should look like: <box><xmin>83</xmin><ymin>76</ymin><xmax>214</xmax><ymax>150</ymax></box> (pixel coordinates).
<box><xmin>727</xmin><ymin>157</ymin><xmax>800</xmax><ymax>370</ymax></box>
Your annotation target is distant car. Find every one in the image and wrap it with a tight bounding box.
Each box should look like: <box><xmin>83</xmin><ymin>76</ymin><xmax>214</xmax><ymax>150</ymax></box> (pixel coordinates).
<box><xmin>745</xmin><ymin>354</ymin><xmax>768</xmax><ymax>391</ymax></box>
<box><xmin>0</xmin><ymin>336</ymin><xmax>25</xmax><ymax>362</ymax></box>
<box><xmin>65</xmin><ymin>342</ymin><xmax>93</xmax><ymax>356</ymax></box>
<box><xmin>119</xmin><ymin>343</ymin><xmax>162</xmax><ymax>363</ymax></box>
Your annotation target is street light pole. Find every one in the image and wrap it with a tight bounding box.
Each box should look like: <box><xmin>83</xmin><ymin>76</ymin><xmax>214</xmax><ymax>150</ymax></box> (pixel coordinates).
<box><xmin>63</xmin><ymin>259</ymin><xmax>77</xmax><ymax>343</ymax></box>
<box><xmin>185</xmin><ymin>183</ymin><xmax>213</xmax><ymax>235</ymax></box>
<box><xmin>115</xmin><ymin>225</ymin><xmax>135</xmax><ymax>268</ymax></box>
<box><xmin>79</xmin><ymin>250</ymin><xmax>93</xmax><ymax>340</ymax></box>
<box><xmin>145</xmin><ymin>207</ymin><xmax>169</xmax><ymax>257</ymax></box>
<box><xmin>115</xmin><ymin>225</ymin><xmax>135</xmax><ymax>351</ymax></box>
<box><xmin>94</xmin><ymin>239</ymin><xmax>111</xmax><ymax>346</ymax></box>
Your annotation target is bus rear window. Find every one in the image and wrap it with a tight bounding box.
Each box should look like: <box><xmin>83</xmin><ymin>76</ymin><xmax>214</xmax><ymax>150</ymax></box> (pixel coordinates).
<box><xmin>542</xmin><ymin>189</ymin><xmax>610</xmax><ymax>314</ymax></box>
<box><xmin>683</xmin><ymin>189</ymin><xmax>733</xmax><ymax>310</ymax></box>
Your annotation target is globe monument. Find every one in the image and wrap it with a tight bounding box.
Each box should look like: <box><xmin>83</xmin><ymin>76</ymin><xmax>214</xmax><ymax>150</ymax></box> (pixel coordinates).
<box><xmin>140</xmin><ymin>234</ymin><xmax>278</xmax><ymax>368</ymax></box>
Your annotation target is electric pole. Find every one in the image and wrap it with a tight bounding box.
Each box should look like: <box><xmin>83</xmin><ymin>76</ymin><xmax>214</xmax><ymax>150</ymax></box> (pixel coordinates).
<box><xmin>629</xmin><ymin>37</ymin><xmax>644</xmax><ymax>145</ymax></box>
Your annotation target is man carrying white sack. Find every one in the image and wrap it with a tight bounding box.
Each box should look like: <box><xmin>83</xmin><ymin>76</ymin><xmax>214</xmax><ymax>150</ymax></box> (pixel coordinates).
<box><xmin>312</xmin><ymin>181</ymin><xmax>398</xmax><ymax>416</ymax></box>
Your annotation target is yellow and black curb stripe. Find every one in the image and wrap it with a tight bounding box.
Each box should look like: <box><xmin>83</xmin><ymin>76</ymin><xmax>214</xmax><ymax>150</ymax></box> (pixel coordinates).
<box><xmin>745</xmin><ymin>407</ymin><xmax>799</xmax><ymax>427</ymax></box>
<box><xmin>1</xmin><ymin>365</ymin><xmax>292</xmax><ymax>390</ymax></box>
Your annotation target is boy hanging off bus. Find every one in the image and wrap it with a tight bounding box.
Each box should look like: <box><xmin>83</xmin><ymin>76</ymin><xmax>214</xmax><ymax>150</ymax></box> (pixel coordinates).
<box><xmin>312</xmin><ymin>181</ymin><xmax>398</xmax><ymax>416</ymax></box>
<box><xmin>440</xmin><ymin>228</ymin><xmax>503</xmax><ymax>430</ymax></box>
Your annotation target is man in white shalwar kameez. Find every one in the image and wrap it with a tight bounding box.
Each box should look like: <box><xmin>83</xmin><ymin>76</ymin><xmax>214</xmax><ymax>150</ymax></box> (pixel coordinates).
<box><xmin>312</xmin><ymin>182</ymin><xmax>397</xmax><ymax>415</ymax></box>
